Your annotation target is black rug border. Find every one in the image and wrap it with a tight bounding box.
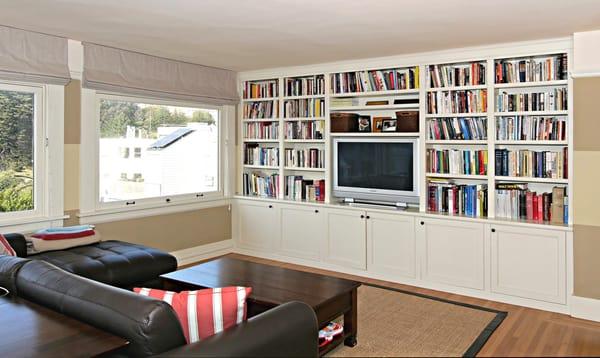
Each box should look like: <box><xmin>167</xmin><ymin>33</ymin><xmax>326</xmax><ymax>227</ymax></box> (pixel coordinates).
<box><xmin>363</xmin><ymin>283</ymin><xmax>507</xmax><ymax>357</ymax></box>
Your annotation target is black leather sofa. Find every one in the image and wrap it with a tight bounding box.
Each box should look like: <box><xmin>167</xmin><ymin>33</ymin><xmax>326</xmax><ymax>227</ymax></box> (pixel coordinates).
<box><xmin>4</xmin><ymin>233</ymin><xmax>177</xmax><ymax>288</ymax></box>
<box><xmin>0</xmin><ymin>255</ymin><xmax>319</xmax><ymax>357</ymax></box>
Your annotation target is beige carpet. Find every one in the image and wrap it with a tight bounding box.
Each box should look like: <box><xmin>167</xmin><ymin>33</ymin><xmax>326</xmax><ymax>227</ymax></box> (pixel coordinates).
<box><xmin>328</xmin><ymin>285</ymin><xmax>505</xmax><ymax>357</ymax></box>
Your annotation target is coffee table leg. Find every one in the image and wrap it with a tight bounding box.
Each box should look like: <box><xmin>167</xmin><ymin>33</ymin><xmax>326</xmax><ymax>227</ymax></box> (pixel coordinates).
<box><xmin>343</xmin><ymin>287</ymin><xmax>358</xmax><ymax>347</ymax></box>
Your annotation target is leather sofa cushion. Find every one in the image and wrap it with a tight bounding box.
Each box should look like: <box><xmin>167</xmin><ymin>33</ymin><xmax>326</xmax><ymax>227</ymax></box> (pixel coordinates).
<box><xmin>0</xmin><ymin>255</ymin><xmax>29</xmax><ymax>295</ymax></box>
<box><xmin>29</xmin><ymin>240</ymin><xmax>177</xmax><ymax>287</ymax></box>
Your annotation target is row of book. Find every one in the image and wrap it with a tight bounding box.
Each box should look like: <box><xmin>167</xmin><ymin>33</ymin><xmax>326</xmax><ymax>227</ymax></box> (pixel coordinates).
<box><xmin>427</xmin><ymin>180</ymin><xmax>488</xmax><ymax>217</ymax></box>
<box><xmin>244</xmin><ymin>145</ymin><xmax>279</xmax><ymax>167</ymax></box>
<box><xmin>427</xmin><ymin>90</ymin><xmax>488</xmax><ymax>114</ymax></box>
<box><xmin>283</xmin><ymin>98</ymin><xmax>325</xmax><ymax>118</ymax></box>
<box><xmin>243</xmin><ymin>80</ymin><xmax>278</xmax><ymax>99</ymax></box>
<box><xmin>428</xmin><ymin>63</ymin><xmax>486</xmax><ymax>88</ymax></box>
<box><xmin>496</xmin><ymin>116</ymin><xmax>567</xmax><ymax>141</ymax></box>
<box><xmin>284</xmin><ymin>121</ymin><xmax>324</xmax><ymax>140</ymax></box>
<box><xmin>330</xmin><ymin>67</ymin><xmax>419</xmax><ymax>94</ymax></box>
<box><xmin>494</xmin><ymin>148</ymin><xmax>568</xmax><ymax>179</ymax></box>
<box><xmin>284</xmin><ymin>176</ymin><xmax>325</xmax><ymax>202</ymax></box>
<box><xmin>284</xmin><ymin>148</ymin><xmax>324</xmax><ymax>169</ymax></box>
<box><xmin>495</xmin><ymin>184</ymin><xmax>567</xmax><ymax>223</ymax></box>
<box><xmin>243</xmin><ymin>122</ymin><xmax>279</xmax><ymax>140</ymax></box>
<box><xmin>496</xmin><ymin>88</ymin><xmax>568</xmax><ymax>112</ymax></box>
<box><xmin>495</xmin><ymin>54</ymin><xmax>568</xmax><ymax>84</ymax></box>
<box><xmin>285</xmin><ymin>76</ymin><xmax>325</xmax><ymax>97</ymax></box>
<box><xmin>243</xmin><ymin>101</ymin><xmax>279</xmax><ymax>119</ymax></box>
<box><xmin>242</xmin><ymin>172</ymin><xmax>279</xmax><ymax>198</ymax></box>
<box><xmin>427</xmin><ymin>149</ymin><xmax>488</xmax><ymax>175</ymax></box>
<box><xmin>427</xmin><ymin>117</ymin><xmax>487</xmax><ymax>140</ymax></box>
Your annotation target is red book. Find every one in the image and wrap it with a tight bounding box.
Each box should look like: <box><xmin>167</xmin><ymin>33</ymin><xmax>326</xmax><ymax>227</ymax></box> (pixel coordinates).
<box><xmin>317</xmin><ymin>180</ymin><xmax>325</xmax><ymax>202</ymax></box>
<box><xmin>537</xmin><ymin>194</ymin><xmax>544</xmax><ymax>221</ymax></box>
<box><xmin>532</xmin><ymin>194</ymin><xmax>539</xmax><ymax>221</ymax></box>
<box><xmin>526</xmin><ymin>192</ymin><xmax>533</xmax><ymax>220</ymax></box>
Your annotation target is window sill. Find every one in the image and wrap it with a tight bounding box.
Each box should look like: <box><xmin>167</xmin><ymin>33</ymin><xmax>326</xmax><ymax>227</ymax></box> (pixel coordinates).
<box><xmin>78</xmin><ymin>197</ymin><xmax>231</xmax><ymax>224</ymax></box>
<box><xmin>0</xmin><ymin>215</ymin><xmax>70</xmax><ymax>233</ymax></box>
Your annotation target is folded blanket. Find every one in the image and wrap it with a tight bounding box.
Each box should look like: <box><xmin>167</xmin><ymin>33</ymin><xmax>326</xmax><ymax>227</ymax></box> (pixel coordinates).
<box><xmin>26</xmin><ymin>233</ymin><xmax>101</xmax><ymax>254</ymax></box>
<box><xmin>34</xmin><ymin>225</ymin><xmax>95</xmax><ymax>234</ymax></box>
<box><xmin>32</xmin><ymin>229</ymin><xmax>96</xmax><ymax>240</ymax></box>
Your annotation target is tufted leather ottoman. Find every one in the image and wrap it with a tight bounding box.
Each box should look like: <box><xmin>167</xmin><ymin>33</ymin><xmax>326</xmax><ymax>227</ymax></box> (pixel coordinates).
<box><xmin>28</xmin><ymin>240</ymin><xmax>177</xmax><ymax>288</ymax></box>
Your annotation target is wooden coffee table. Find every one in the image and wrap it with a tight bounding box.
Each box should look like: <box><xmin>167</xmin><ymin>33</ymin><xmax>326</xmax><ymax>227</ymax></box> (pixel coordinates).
<box><xmin>161</xmin><ymin>256</ymin><xmax>361</xmax><ymax>356</ymax></box>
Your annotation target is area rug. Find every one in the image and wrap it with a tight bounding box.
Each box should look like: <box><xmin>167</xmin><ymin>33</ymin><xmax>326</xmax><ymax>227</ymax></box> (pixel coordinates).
<box><xmin>327</xmin><ymin>285</ymin><xmax>506</xmax><ymax>357</ymax></box>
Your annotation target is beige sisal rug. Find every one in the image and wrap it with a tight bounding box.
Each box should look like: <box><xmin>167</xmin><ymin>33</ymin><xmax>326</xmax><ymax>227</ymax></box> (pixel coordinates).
<box><xmin>327</xmin><ymin>285</ymin><xmax>506</xmax><ymax>357</ymax></box>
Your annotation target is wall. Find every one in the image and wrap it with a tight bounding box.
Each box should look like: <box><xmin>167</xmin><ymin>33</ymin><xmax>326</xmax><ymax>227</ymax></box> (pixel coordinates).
<box><xmin>63</xmin><ymin>80</ymin><xmax>232</xmax><ymax>252</ymax></box>
<box><xmin>573</xmin><ymin>77</ymin><xmax>600</xmax><ymax>300</ymax></box>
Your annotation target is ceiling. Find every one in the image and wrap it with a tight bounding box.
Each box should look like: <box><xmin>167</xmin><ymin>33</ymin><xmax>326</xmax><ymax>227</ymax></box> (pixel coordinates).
<box><xmin>1</xmin><ymin>0</ymin><xmax>599</xmax><ymax>72</ymax></box>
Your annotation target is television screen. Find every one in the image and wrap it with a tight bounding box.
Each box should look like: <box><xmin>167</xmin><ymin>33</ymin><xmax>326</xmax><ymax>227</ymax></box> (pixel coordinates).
<box><xmin>337</xmin><ymin>141</ymin><xmax>414</xmax><ymax>192</ymax></box>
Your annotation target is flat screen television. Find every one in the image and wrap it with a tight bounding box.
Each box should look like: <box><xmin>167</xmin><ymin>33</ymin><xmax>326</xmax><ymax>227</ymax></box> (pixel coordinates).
<box><xmin>333</xmin><ymin>137</ymin><xmax>420</xmax><ymax>205</ymax></box>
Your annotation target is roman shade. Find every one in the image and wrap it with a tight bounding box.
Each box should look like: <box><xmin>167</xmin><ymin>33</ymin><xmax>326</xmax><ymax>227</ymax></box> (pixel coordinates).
<box><xmin>82</xmin><ymin>43</ymin><xmax>238</xmax><ymax>105</ymax></box>
<box><xmin>0</xmin><ymin>25</ymin><xmax>70</xmax><ymax>85</ymax></box>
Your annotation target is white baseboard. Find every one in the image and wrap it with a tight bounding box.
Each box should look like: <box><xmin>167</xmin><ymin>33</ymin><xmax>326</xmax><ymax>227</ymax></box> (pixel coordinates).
<box><xmin>171</xmin><ymin>239</ymin><xmax>233</xmax><ymax>266</ymax></box>
<box><xmin>571</xmin><ymin>295</ymin><xmax>600</xmax><ymax>322</ymax></box>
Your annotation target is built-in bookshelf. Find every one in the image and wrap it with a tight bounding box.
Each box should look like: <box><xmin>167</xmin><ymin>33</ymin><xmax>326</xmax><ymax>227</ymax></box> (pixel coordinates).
<box><xmin>238</xmin><ymin>49</ymin><xmax>572</xmax><ymax>226</ymax></box>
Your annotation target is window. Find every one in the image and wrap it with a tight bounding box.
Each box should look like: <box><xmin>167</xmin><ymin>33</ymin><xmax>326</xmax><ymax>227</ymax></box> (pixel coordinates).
<box><xmin>97</xmin><ymin>95</ymin><xmax>220</xmax><ymax>206</ymax></box>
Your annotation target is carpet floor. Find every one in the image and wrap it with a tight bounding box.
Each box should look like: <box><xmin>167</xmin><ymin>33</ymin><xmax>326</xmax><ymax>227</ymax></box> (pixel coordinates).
<box><xmin>328</xmin><ymin>285</ymin><xmax>506</xmax><ymax>357</ymax></box>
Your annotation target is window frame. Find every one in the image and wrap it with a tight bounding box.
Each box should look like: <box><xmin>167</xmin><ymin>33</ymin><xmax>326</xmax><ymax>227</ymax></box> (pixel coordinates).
<box><xmin>0</xmin><ymin>81</ymin><xmax>65</xmax><ymax>232</ymax></box>
<box><xmin>81</xmin><ymin>91</ymin><xmax>226</xmax><ymax>219</ymax></box>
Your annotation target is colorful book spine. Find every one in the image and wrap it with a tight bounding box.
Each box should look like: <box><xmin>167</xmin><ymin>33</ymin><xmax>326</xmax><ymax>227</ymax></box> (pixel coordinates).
<box><xmin>427</xmin><ymin>90</ymin><xmax>487</xmax><ymax>114</ymax></box>
<box><xmin>427</xmin><ymin>117</ymin><xmax>487</xmax><ymax>140</ymax></box>
<box><xmin>427</xmin><ymin>149</ymin><xmax>488</xmax><ymax>175</ymax></box>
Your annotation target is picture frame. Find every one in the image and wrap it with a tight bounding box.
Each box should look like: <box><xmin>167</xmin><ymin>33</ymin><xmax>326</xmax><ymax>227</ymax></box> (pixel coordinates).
<box><xmin>372</xmin><ymin>117</ymin><xmax>384</xmax><ymax>132</ymax></box>
<box><xmin>382</xmin><ymin>119</ymin><xmax>397</xmax><ymax>132</ymax></box>
<box><xmin>357</xmin><ymin>115</ymin><xmax>371</xmax><ymax>132</ymax></box>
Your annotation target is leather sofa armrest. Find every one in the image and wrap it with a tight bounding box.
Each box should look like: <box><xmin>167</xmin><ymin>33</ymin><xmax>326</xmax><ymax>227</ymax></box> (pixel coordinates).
<box><xmin>3</xmin><ymin>234</ymin><xmax>27</xmax><ymax>258</ymax></box>
<box><xmin>158</xmin><ymin>301</ymin><xmax>319</xmax><ymax>358</ymax></box>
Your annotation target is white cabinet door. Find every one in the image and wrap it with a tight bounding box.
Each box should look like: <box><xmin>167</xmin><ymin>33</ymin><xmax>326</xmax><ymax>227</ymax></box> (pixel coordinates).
<box><xmin>417</xmin><ymin>217</ymin><xmax>485</xmax><ymax>290</ymax></box>
<box><xmin>280</xmin><ymin>204</ymin><xmax>325</xmax><ymax>261</ymax></box>
<box><xmin>234</xmin><ymin>201</ymin><xmax>280</xmax><ymax>251</ymax></box>
<box><xmin>490</xmin><ymin>224</ymin><xmax>566</xmax><ymax>304</ymax></box>
<box><xmin>324</xmin><ymin>208</ymin><xmax>366</xmax><ymax>270</ymax></box>
<box><xmin>367</xmin><ymin>212</ymin><xmax>416</xmax><ymax>278</ymax></box>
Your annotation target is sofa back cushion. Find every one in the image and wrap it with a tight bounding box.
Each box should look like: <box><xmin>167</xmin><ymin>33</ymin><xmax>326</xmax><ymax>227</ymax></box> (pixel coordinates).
<box><xmin>135</xmin><ymin>286</ymin><xmax>252</xmax><ymax>343</ymax></box>
<box><xmin>15</xmin><ymin>260</ymin><xmax>186</xmax><ymax>357</ymax></box>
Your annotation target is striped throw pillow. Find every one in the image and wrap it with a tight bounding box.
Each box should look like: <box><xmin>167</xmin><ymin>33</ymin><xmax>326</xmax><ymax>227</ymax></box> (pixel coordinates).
<box><xmin>134</xmin><ymin>286</ymin><xmax>252</xmax><ymax>343</ymax></box>
<box><xmin>0</xmin><ymin>234</ymin><xmax>16</xmax><ymax>256</ymax></box>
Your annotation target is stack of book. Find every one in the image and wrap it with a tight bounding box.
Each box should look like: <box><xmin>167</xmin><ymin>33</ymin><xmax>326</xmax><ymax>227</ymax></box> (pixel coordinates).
<box><xmin>284</xmin><ymin>176</ymin><xmax>325</xmax><ymax>202</ymax></box>
<box><xmin>243</xmin><ymin>80</ymin><xmax>278</xmax><ymax>99</ymax></box>
<box><xmin>243</xmin><ymin>172</ymin><xmax>280</xmax><ymax>198</ymax></box>
<box><xmin>494</xmin><ymin>148</ymin><xmax>568</xmax><ymax>179</ymax></box>
<box><xmin>496</xmin><ymin>116</ymin><xmax>567</xmax><ymax>141</ymax></box>
<box><xmin>284</xmin><ymin>121</ymin><xmax>324</xmax><ymax>140</ymax></box>
<box><xmin>285</xmin><ymin>76</ymin><xmax>325</xmax><ymax>96</ymax></box>
<box><xmin>284</xmin><ymin>148</ymin><xmax>324</xmax><ymax>168</ymax></box>
<box><xmin>331</xmin><ymin>67</ymin><xmax>419</xmax><ymax>94</ymax></box>
<box><xmin>495</xmin><ymin>184</ymin><xmax>568</xmax><ymax>223</ymax></box>
<box><xmin>495</xmin><ymin>54</ymin><xmax>568</xmax><ymax>83</ymax></box>
<box><xmin>284</xmin><ymin>98</ymin><xmax>325</xmax><ymax>118</ymax></box>
<box><xmin>244</xmin><ymin>145</ymin><xmax>279</xmax><ymax>167</ymax></box>
<box><xmin>496</xmin><ymin>88</ymin><xmax>568</xmax><ymax>112</ymax></box>
<box><xmin>428</xmin><ymin>63</ymin><xmax>486</xmax><ymax>88</ymax></box>
<box><xmin>427</xmin><ymin>149</ymin><xmax>488</xmax><ymax>175</ymax></box>
<box><xmin>427</xmin><ymin>117</ymin><xmax>487</xmax><ymax>140</ymax></box>
<box><xmin>428</xmin><ymin>179</ymin><xmax>488</xmax><ymax>217</ymax></box>
<box><xmin>330</xmin><ymin>97</ymin><xmax>360</xmax><ymax>108</ymax></box>
<box><xmin>427</xmin><ymin>90</ymin><xmax>487</xmax><ymax>114</ymax></box>
<box><xmin>243</xmin><ymin>101</ymin><xmax>278</xmax><ymax>119</ymax></box>
<box><xmin>243</xmin><ymin>122</ymin><xmax>279</xmax><ymax>140</ymax></box>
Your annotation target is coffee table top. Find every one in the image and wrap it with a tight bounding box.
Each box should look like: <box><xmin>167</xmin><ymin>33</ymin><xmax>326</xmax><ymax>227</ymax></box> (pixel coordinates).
<box><xmin>161</xmin><ymin>256</ymin><xmax>361</xmax><ymax>308</ymax></box>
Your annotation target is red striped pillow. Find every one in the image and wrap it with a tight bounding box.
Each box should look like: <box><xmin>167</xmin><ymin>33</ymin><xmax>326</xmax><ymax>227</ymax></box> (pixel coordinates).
<box><xmin>134</xmin><ymin>286</ymin><xmax>252</xmax><ymax>343</ymax></box>
<box><xmin>0</xmin><ymin>234</ymin><xmax>16</xmax><ymax>256</ymax></box>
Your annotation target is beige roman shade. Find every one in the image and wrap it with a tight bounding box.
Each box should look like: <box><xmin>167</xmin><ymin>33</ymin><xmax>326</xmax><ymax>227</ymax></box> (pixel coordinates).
<box><xmin>82</xmin><ymin>43</ymin><xmax>238</xmax><ymax>105</ymax></box>
<box><xmin>0</xmin><ymin>25</ymin><xmax>70</xmax><ymax>85</ymax></box>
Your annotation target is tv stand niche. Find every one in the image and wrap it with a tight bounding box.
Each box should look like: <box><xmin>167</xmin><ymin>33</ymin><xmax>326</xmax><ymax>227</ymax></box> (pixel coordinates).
<box><xmin>235</xmin><ymin>38</ymin><xmax>573</xmax><ymax>316</ymax></box>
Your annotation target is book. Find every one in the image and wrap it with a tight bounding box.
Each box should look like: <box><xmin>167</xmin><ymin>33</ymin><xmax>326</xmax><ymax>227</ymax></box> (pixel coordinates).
<box><xmin>331</xmin><ymin>67</ymin><xmax>419</xmax><ymax>94</ymax></box>
<box><xmin>243</xmin><ymin>80</ymin><xmax>278</xmax><ymax>99</ymax></box>
<box><xmin>284</xmin><ymin>98</ymin><xmax>325</xmax><ymax>118</ymax></box>
<box><xmin>243</xmin><ymin>122</ymin><xmax>279</xmax><ymax>140</ymax></box>
<box><xmin>496</xmin><ymin>88</ymin><xmax>567</xmax><ymax>112</ymax></box>
<box><xmin>427</xmin><ymin>117</ymin><xmax>487</xmax><ymax>140</ymax></box>
<box><xmin>494</xmin><ymin>149</ymin><xmax>567</xmax><ymax>179</ymax></box>
<box><xmin>427</xmin><ymin>89</ymin><xmax>487</xmax><ymax>114</ymax></box>
<box><xmin>285</xmin><ymin>75</ymin><xmax>325</xmax><ymax>96</ymax></box>
<box><xmin>495</xmin><ymin>54</ymin><xmax>568</xmax><ymax>83</ymax></box>
<box><xmin>428</xmin><ymin>62</ymin><xmax>486</xmax><ymax>88</ymax></box>
<box><xmin>551</xmin><ymin>187</ymin><xmax>565</xmax><ymax>223</ymax></box>
<box><xmin>496</xmin><ymin>116</ymin><xmax>567</xmax><ymax>141</ymax></box>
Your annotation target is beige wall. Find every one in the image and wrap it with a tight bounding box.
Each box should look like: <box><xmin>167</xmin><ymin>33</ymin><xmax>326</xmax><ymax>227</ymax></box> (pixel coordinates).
<box><xmin>573</xmin><ymin>77</ymin><xmax>600</xmax><ymax>300</ymax></box>
<box><xmin>63</xmin><ymin>80</ymin><xmax>232</xmax><ymax>252</ymax></box>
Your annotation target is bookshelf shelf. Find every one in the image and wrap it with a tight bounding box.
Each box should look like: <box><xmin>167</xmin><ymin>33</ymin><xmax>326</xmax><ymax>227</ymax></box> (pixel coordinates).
<box><xmin>282</xmin><ymin>94</ymin><xmax>325</xmax><ymax>100</ymax></box>
<box><xmin>495</xmin><ymin>140</ymin><xmax>568</xmax><ymax>145</ymax></box>
<box><xmin>330</xmin><ymin>132</ymin><xmax>419</xmax><ymax>137</ymax></box>
<box><xmin>426</xmin><ymin>84</ymin><xmax>487</xmax><ymax>92</ymax></box>
<box><xmin>495</xmin><ymin>176</ymin><xmax>569</xmax><ymax>184</ymax></box>
<box><xmin>242</xmin><ymin>97</ymin><xmax>278</xmax><ymax>102</ymax></box>
<box><xmin>329</xmin><ymin>88</ymin><xmax>420</xmax><ymax>98</ymax></box>
<box><xmin>426</xmin><ymin>173</ymin><xmax>488</xmax><ymax>180</ymax></box>
<box><xmin>425</xmin><ymin>113</ymin><xmax>487</xmax><ymax>118</ymax></box>
<box><xmin>330</xmin><ymin>104</ymin><xmax>419</xmax><ymax>111</ymax></box>
<box><xmin>243</xmin><ymin>165</ymin><xmax>280</xmax><ymax>170</ymax></box>
<box><xmin>283</xmin><ymin>117</ymin><xmax>326</xmax><ymax>121</ymax></box>
<box><xmin>242</xmin><ymin>118</ymin><xmax>279</xmax><ymax>122</ymax></box>
<box><xmin>242</xmin><ymin>139</ymin><xmax>279</xmax><ymax>143</ymax></box>
<box><xmin>494</xmin><ymin>80</ymin><xmax>568</xmax><ymax>88</ymax></box>
<box><xmin>284</xmin><ymin>167</ymin><xmax>326</xmax><ymax>172</ymax></box>
<box><xmin>284</xmin><ymin>139</ymin><xmax>326</xmax><ymax>143</ymax></box>
<box><xmin>494</xmin><ymin>110</ymin><xmax>569</xmax><ymax>116</ymax></box>
<box><xmin>426</xmin><ymin>140</ymin><xmax>488</xmax><ymax>145</ymax></box>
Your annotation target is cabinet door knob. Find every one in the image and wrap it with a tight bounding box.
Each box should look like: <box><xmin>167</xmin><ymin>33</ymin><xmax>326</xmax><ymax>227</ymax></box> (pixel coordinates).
<box><xmin>314</xmin><ymin>209</ymin><xmax>319</xmax><ymax>213</ymax></box>
<box><xmin>420</xmin><ymin>221</ymin><xmax>425</xmax><ymax>225</ymax></box>
<box><xmin>360</xmin><ymin>215</ymin><xmax>365</xmax><ymax>219</ymax></box>
<box><xmin>491</xmin><ymin>228</ymin><xmax>496</xmax><ymax>233</ymax></box>
<box><xmin>268</xmin><ymin>205</ymin><xmax>273</xmax><ymax>209</ymax></box>
<box><xmin>366</xmin><ymin>215</ymin><xmax>371</xmax><ymax>219</ymax></box>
